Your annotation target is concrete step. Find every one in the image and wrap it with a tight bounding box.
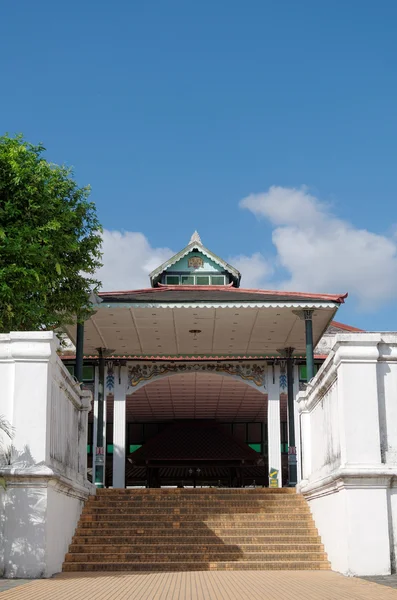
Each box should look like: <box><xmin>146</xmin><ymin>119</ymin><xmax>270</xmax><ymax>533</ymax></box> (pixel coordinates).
<box><xmin>85</xmin><ymin>505</ymin><xmax>306</xmax><ymax>513</ymax></box>
<box><xmin>64</xmin><ymin>489</ymin><xmax>327</xmax><ymax>573</ymax></box>
<box><xmin>84</xmin><ymin>506</ymin><xmax>310</xmax><ymax>515</ymax></box>
<box><xmin>78</xmin><ymin>513</ymin><xmax>313</xmax><ymax>523</ymax></box>
<box><xmin>62</xmin><ymin>560</ymin><xmax>330</xmax><ymax>572</ymax></box>
<box><xmin>87</xmin><ymin>495</ymin><xmax>305</xmax><ymax>503</ymax></box>
<box><xmin>69</xmin><ymin>543</ymin><xmax>325</xmax><ymax>554</ymax></box>
<box><xmin>65</xmin><ymin>550</ymin><xmax>328</xmax><ymax>563</ymax></box>
<box><xmin>73</xmin><ymin>527</ymin><xmax>318</xmax><ymax>538</ymax></box>
<box><xmin>75</xmin><ymin>521</ymin><xmax>317</xmax><ymax>531</ymax></box>
<box><xmin>72</xmin><ymin>533</ymin><xmax>322</xmax><ymax>545</ymax></box>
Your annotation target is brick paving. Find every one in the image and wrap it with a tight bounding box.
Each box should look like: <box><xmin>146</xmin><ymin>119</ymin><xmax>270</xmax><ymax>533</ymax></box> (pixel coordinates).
<box><xmin>2</xmin><ymin>571</ymin><xmax>397</xmax><ymax>599</ymax></box>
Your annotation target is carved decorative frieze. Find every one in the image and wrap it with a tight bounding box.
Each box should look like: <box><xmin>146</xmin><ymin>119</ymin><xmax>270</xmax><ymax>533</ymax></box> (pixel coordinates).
<box><xmin>127</xmin><ymin>362</ymin><xmax>267</xmax><ymax>388</ymax></box>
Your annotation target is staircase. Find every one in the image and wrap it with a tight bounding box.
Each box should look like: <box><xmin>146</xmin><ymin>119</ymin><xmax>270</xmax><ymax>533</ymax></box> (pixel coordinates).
<box><xmin>63</xmin><ymin>488</ymin><xmax>330</xmax><ymax>572</ymax></box>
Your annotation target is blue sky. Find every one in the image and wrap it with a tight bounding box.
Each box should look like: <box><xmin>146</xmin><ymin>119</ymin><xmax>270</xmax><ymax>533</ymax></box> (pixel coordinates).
<box><xmin>1</xmin><ymin>1</ymin><xmax>397</xmax><ymax>330</ymax></box>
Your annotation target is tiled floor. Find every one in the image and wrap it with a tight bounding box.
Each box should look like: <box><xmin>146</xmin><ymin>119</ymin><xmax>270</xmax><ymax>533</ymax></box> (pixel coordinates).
<box><xmin>362</xmin><ymin>575</ymin><xmax>397</xmax><ymax>590</ymax></box>
<box><xmin>2</xmin><ymin>571</ymin><xmax>397</xmax><ymax>599</ymax></box>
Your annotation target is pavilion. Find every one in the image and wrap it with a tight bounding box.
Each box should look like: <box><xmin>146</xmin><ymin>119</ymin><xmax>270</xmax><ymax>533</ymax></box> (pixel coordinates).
<box><xmin>63</xmin><ymin>232</ymin><xmax>347</xmax><ymax>489</ymax></box>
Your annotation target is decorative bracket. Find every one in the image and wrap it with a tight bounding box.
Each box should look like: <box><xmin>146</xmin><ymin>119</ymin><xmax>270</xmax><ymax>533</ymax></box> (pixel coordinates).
<box><xmin>292</xmin><ymin>309</ymin><xmax>314</xmax><ymax>321</ymax></box>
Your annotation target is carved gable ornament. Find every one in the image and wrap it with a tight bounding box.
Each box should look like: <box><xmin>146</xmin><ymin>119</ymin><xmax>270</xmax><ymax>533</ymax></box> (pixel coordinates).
<box><xmin>188</xmin><ymin>256</ymin><xmax>204</xmax><ymax>269</ymax></box>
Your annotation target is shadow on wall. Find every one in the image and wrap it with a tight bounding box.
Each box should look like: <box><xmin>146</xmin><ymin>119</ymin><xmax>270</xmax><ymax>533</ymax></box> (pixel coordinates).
<box><xmin>0</xmin><ymin>446</ymin><xmax>47</xmax><ymax>578</ymax></box>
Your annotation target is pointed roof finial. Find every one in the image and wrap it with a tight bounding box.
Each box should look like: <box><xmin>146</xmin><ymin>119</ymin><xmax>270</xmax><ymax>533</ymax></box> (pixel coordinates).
<box><xmin>189</xmin><ymin>230</ymin><xmax>202</xmax><ymax>245</ymax></box>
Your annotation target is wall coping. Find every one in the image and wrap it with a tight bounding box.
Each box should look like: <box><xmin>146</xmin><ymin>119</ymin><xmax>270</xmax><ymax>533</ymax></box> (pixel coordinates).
<box><xmin>298</xmin><ymin>465</ymin><xmax>397</xmax><ymax>499</ymax></box>
<box><xmin>297</xmin><ymin>332</ymin><xmax>397</xmax><ymax>413</ymax></box>
<box><xmin>0</xmin><ymin>465</ymin><xmax>95</xmax><ymax>500</ymax></box>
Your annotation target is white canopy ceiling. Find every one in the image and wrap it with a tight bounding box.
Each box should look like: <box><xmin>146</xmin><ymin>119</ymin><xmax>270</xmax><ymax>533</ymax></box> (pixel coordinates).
<box><xmin>66</xmin><ymin>302</ymin><xmax>339</xmax><ymax>358</ymax></box>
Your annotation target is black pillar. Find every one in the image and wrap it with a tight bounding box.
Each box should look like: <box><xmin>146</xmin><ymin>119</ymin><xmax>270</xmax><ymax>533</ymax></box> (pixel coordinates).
<box><xmin>75</xmin><ymin>322</ymin><xmax>84</xmax><ymax>383</ymax></box>
<box><xmin>278</xmin><ymin>347</ymin><xmax>297</xmax><ymax>487</ymax></box>
<box><xmin>95</xmin><ymin>348</ymin><xmax>105</xmax><ymax>488</ymax></box>
<box><xmin>286</xmin><ymin>349</ymin><xmax>297</xmax><ymax>486</ymax></box>
<box><xmin>304</xmin><ymin>310</ymin><xmax>315</xmax><ymax>381</ymax></box>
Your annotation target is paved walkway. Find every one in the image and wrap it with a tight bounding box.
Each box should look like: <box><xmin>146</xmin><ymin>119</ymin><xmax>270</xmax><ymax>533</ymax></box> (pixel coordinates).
<box><xmin>2</xmin><ymin>571</ymin><xmax>397</xmax><ymax>599</ymax></box>
<box><xmin>362</xmin><ymin>574</ymin><xmax>397</xmax><ymax>589</ymax></box>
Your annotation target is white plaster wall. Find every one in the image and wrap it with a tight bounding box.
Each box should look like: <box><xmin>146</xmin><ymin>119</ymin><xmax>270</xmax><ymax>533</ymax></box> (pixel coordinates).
<box><xmin>0</xmin><ymin>332</ymin><xmax>94</xmax><ymax>578</ymax></box>
<box><xmin>388</xmin><ymin>486</ymin><xmax>397</xmax><ymax>572</ymax></box>
<box><xmin>0</xmin><ymin>343</ymin><xmax>15</xmax><ymax>453</ymax></box>
<box><xmin>297</xmin><ymin>333</ymin><xmax>397</xmax><ymax>576</ymax></box>
<box><xmin>308</xmin><ymin>485</ymin><xmax>391</xmax><ymax>576</ymax></box>
<box><xmin>345</xmin><ymin>487</ymin><xmax>390</xmax><ymax>576</ymax></box>
<box><xmin>2</xmin><ymin>485</ymin><xmax>47</xmax><ymax>578</ymax></box>
<box><xmin>46</xmin><ymin>485</ymin><xmax>85</xmax><ymax>576</ymax></box>
<box><xmin>309</xmin><ymin>379</ymin><xmax>340</xmax><ymax>480</ymax></box>
<box><xmin>306</xmin><ymin>488</ymin><xmax>349</xmax><ymax>573</ymax></box>
<box><xmin>377</xmin><ymin>347</ymin><xmax>397</xmax><ymax>464</ymax></box>
<box><xmin>0</xmin><ymin>489</ymin><xmax>5</xmax><ymax>575</ymax></box>
<box><xmin>1</xmin><ymin>483</ymin><xmax>86</xmax><ymax>578</ymax></box>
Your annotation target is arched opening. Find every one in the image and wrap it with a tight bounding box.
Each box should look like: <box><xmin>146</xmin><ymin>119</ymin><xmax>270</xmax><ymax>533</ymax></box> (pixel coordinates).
<box><xmin>105</xmin><ymin>371</ymin><xmax>269</xmax><ymax>488</ymax></box>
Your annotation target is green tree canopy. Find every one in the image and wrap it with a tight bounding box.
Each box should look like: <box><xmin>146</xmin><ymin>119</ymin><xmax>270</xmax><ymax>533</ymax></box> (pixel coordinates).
<box><xmin>0</xmin><ymin>134</ymin><xmax>103</xmax><ymax>331</ymax></box>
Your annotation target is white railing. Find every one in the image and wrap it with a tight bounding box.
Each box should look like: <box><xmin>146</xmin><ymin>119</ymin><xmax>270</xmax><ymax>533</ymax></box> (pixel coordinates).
<box><xmin>48</xmin><ymin>355</ymin><xmax>91</xmax><ymax>482</ymax></box>
<box><xmin>0</xmin><ymin>331</ymin><xmax>91</xmax><ymax>484</ymax></box>
<box><xmin>297</xmin><ymin>352</ymin><xmax>341</xmax><ymax>483</ymax></box>
<box><xmin>0</xmin><ymin>332</ymin><xmax>93</xmax><ymax>579</ymax></box>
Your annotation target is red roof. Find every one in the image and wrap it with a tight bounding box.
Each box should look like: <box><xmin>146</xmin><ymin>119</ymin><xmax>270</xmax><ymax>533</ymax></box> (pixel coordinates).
<box><xmin>98</xmin><ymin>285</ymin><xmax>348</xmax><ymax>304</ymax></box>
<box><xmin>330</xmin><ymin>320</ymin><xmax>364</xmax><ymax>332</ymax></box>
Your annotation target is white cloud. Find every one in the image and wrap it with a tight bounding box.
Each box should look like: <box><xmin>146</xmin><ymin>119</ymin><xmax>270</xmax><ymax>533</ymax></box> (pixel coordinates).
<box><xmin>239</xmin><ymin>186</ymin><xmax>397</xmax><ymax>309</ymax></box>
<box><xmin>96</xmin><ymin>230</ymin><xmax>174</xmax><ymax>291</ymax></box>
<box><xmin>230</xmin><ymin>252</ymin><xmax>274</xmax><ymax>289</ymax></box>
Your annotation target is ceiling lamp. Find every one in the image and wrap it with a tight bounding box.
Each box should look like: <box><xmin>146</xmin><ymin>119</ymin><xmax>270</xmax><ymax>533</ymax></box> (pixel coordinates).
<box><xmin>189</xmin><ymin>329</ymin><xmax>202</xmax><ymax>341</ymax></box>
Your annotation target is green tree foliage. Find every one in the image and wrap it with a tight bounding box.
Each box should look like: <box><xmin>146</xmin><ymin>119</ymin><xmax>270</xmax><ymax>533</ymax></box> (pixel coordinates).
<box><xmin>0</xmin><ymin>134</ymin><xmax>103</xmax><ymax>331</ymax></box>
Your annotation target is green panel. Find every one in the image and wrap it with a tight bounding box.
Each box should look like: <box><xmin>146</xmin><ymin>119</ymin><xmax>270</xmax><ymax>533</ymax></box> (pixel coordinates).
<box><xmin>299</xmin><ymin>365</ymin><xmax>307</xmax><ymax>380</ymax></box>
<box><xmin>66</xmin><ymin>364</ymin><xmax>93</xmax><ymax>381</ymax></box>
<box><xmin>181</xmin><ymin>276</ymin><xmax>194</xmax><ymax>285</ymax></box>
<box><xmin>299</xmin><ymin>364</ymin><xmax>319</xmax><ymax>381</ymax></box>
<box><xmin>281</xmin><ymin>443</ymin><xmax>289</xmax><ymax>453</ymax></box>
<box><xmin>83</xmin><ymin>365</ymin><xmax>94</xmax><ymax>381</ymax></box>
<box><xmin>167</xmin><ymin>251</ymin><xmax>222</xmax><ymax>273</ymax></box>
<box><xmin>87</xmin><ymin>444</ymin><xmax>91</xmax><ymax>453</ymax></box>
<box><xmin>211</xmin><ymin>275</ymin><xmax>225</xmax><ymax>285</ymax></box>
<box><xmin>166</xmin><ymin>275</ymin><xmax>179</xmax><ymax>285</ymax></box>
<box><xmin>107</xmin><ymin>444</ymin><xmax>113</xmax><ymax>453</ymax></box>
<box><xmin>249</xmin><ymin>443</ymin><xmax>262</xmax><ymax>453</ymax></box>
<box><xmin>196</xmin><ymin>276</ymin><xmax>210</xmax><ymax>285</ymax></box>
<box><xmin>129</xmin><ymin>444</ymin><xmax>142</xmax><ymax>453</ymax></box>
